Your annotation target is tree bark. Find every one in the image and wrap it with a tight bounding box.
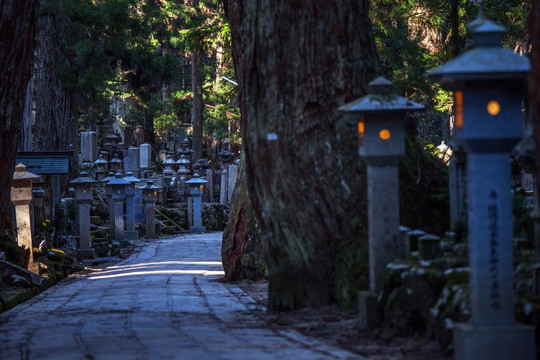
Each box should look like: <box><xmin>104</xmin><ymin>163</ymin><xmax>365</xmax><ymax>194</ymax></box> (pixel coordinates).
<box><xmin>191</xmin><ymin>50</ymin><xmax>204</xmax><ymax>161</ymax></box>
<box><xmin>0</xmin><ymin>0</ymin><xmax>39</xmax><ymax>233</ymax></box>
<box><xmin>34</xmin><ymin>5</ymin><xmax>76</xmax><ymax>154</ymax></box>
<box><xmin>242</xmin><ymin>1</ymin><xmax>379</xmax><ymax>310</ymax></box>
<box><xmin>221</xmin><ymin>0</ymin><xmax>263</xmax><ymax>281</ymax></box>
<box><xmin>531</xmin><ymin>1</ymin><xmax>540</xmax><ymax>205</ymax></box>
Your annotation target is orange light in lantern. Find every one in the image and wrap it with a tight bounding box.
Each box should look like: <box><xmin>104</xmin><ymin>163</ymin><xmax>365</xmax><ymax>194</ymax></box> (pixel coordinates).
<box><xmin>454</xmin><ymin>90</ymin><xmax>463</xmax><ymax>128</ymax></box>
<box><xmin>358</xmin><ymin>119</ymin><xmax>365</xmax><ymax>147</ymax></box>
<box><xmin>487</xmin><ymin>100</ymin><xmax>501</xmax><ymax>116</ymax></box>
<box><xmin>379</xmin><ymin>129</ymin><xmax>391</xmax><ymax>141</ymax></box>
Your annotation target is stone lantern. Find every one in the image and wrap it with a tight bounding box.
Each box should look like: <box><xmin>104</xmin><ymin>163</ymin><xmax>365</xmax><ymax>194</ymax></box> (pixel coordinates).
<box><xmin>123</xmin><ymin>172</ymin><xmax>140</xmax><ymax>241</ymax></box>
<box><xmin>162</xmin><ymin>155</ymin><xmax>176</xmax><ymax>187</ymax></box>
<box><xmin>139</xmin><ymin>180</ymin><xmax>161</xmax><ymax>238</ymax></box>
<box><xmin>186</xmin><ymin>173</ymin><xmax>208</xmax><ymax>233</ymax></box>
<box><xmin>176</xmin><ymin>155</ymin><xmax>191</xmax><ymax>200</ymax></box>
<box><xmin>428</xmin><ymin>8</ymin><xmax>533</xmax><ymax>360</ymax></box>
<box><xmin>110</xmin><ymin>154</ymin><xmax>123</xmax><ymax>173</ymax></box>
<box><xmin>11</xmin><ymin>164</ymin><xmax>40</xmax><ymax>255</ymax></box>
<box><xmin>69</xmin><ymin>172</ymin><xmax>96</xmax><ymax>253</ymax></box>
<box><xmin>106</xmin><ymin>173</ymin><xmax>130</xmax><ymax>247</ymax></box>
<box><xmin>339</xmin><ymin>76</ymin><xmax>423</xmax><ymax>326</ymax></box>
<box><xmin>93</xmin><ymin>154</ymin><xmax>109</xmax><ymax>180</ymax></box>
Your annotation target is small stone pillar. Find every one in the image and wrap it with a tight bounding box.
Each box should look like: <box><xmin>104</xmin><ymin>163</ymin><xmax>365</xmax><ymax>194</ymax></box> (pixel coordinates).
<box><xmin>227</xmin><ymin>164</ymin><xmax>238</xmax><ymax>202</ymax></box>
<box><xmin>140</xmin><ymin>143</ymin><xmax>152</xmax><ymax>169</ymax></box>
<box><xmin>219</xmin><ymin>165</ymin><xmax>228</xmax><ymax>203</ymax></box>
<box><xmin>140</xmin><ymin>181</ymin><xmax>161</xmax><ymax>238</ymax></box>
<box><xmin>127</xmin><ymin>146</ymin><xmax>140</xmax><ymax>177</ymax></box>
<box><xmin>123</xmin><ymin>172</ymin><xmax>140</xmax><ymax>241</ymax></box>
<box><xmin>135</xmin><ymin>125</ymin><xmax>144</xmax><ymax>146</ymax></box>
<box><xmin>69</xmin><ymin>172</ymin><xmax>96</xmax><ymax>256</ymax></box>
<box><xmin>428</xmin><ymin>8</ymin><xmax>534</xmax><ymax>359</ymax></box>
<box><xmin>186</xmin><ymin>173</ymin><xmax>208</xmax><ymax>233</ymax></box>
<box><xmin>11</xmin><ymin>164</ymin><xmax>40</xmax><ymax>256</ymax></box>
<box><xmin>80</xmin><ymin>131</ymin><xmax>98</xmax><ymax>162</ymax></box>
<box><xmin>101</xmin><ymin>172</ymin><xmax>116</xmax><ymax>238</ymax></box>
<box><xmin>339</xmin><ymin>76</ymin><xmax>423</xmax><ymax>328</ymax></box>
<box><xmin>106</xmin><ymin>173</ymin><xmax>130</xmax><ymax>247</ymax></box>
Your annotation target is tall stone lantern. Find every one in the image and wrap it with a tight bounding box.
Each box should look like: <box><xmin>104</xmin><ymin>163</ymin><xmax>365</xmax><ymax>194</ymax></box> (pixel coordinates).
<box><xmin>176</xmin><ymin>155</ymin><xmax>191</xmax><ymax>200</ymax></box>
<box><xmin>106</xmin><ymin>173</ymin><xmax>130</xmax><ymax>247</ymax></box>
<box><xmin>339</xmin><ymin>76</ymin><xmax>423</xmax><ymax>326</ymax></box>
<box><xmin>428</xmin><ymin>8</ymin><xmax>533</xmax><ymax>360</ymax></box>
<box><xmin>123</xmin><ymin>172</ymin><xmax>140</xmax><ymax>241</ymax></box>
<box><xmin>162</xmin><ymin>155</ymin><xmax>176</xmax><ymax>187</ymax></box>
<box><xmin>93</xmin><ymin>154</ymin><xmax>109</xmax><ymax>180</ymax></box>
<box><xmin>69</xmin><ymin>172</ymin><xmax>96</xmax><ymax>252</ymax></box>
<box><xmin>11</xmin><ymin>164</ymin><xmax>40</xmax><ymax>254</ymax></box>
<box><xmin>186</xmin><ymin>173</ymin><xmax>208</xmax><ymax>233</ymax></box>
<box><xmin>139</xmin><ymin>180</ymin><xmax>161</xmax><ymax>238</ymax></box>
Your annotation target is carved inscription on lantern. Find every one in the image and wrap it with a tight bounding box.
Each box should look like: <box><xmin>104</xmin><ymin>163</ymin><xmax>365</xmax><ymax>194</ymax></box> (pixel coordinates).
<box><xmin>488</xmin><ymin>190</ymin><xmax>500</xmax><ymax>310</ymax></box>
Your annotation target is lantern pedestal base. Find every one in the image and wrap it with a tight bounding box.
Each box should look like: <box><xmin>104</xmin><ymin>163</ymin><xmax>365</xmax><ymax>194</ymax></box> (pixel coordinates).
<box><xmin>357</xmin><ymin>291</ymin><xmax>381</xmax><ymax>328</ymax></box>
<box><xmin>125</xmin><ymin>230</ymin><xmax>138</xmax><ymax>241</ymax></box>
<box><xmin>453</xmin><ymin>323</ymin><xmax>534</xmax><ymax>360</ymax></box>
<box><xmin>74</xmin><ymin>248</ymin><xmax>96</xmax><ymax>260</ymax></box>
<box><xmin>190</xmin><ymin>226</ymin><xmax>206</xmax><ymax>234</ymax></box>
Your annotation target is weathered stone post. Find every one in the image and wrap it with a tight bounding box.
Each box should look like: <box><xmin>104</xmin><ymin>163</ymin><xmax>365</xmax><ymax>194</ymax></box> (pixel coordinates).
<box><xmin>186</xmin><ymin>173</ymin><xmax>208</xmax><ymax>233</ymax></box>
<box><xmin>101</xmin><ymin>172</ymin><xmax>116</xmax><ymax>238</ymax></box>
<box><xmin>106</xmin><ymin>173</ymin><xmax>130</xmax><ymax>247</ymax></box>
<box><xmin>123</xmin><ymin>172</ymin><xmax>140</xmax><ymax>241</ymax></box>
<box><xmin>219</xmin><ymin>140</ymin><xmax>233</xmax><ymax>203</ymax></box>
<box><xmin>69</xmin><ymin>172</ymin><xmax>96</xmax><ymax>256</ymax></box>
<box><xmin>127</xmin><ymin>146</ymin><xmax>140</xmax><ymax>177</ymax></box>
<box><xmin>11</xmin><ymin>164</ymin><xmax>40</xmax><ymax>255</ymax></box>
<box><xmin>140</xmin><ymin>143</ymin><xmax>152</xmax><ymax>169</ymax></box>
<box><xmin>139</xmin><ymin>180</ymin><xmax>161</xmax><ymax>238</ymax></box>
<box><xmin>339</xmin><ymin>76</ymin><xmax>423</xmax><ymax>327</ymax></box>
<box><xmin>428</xmin><ymin>8</ymin><xmax>534</xmax><ymax>360</ymax></box>
<box><xmin>80</xmin><ymin>131</ymin><xmax>98</xmax><ymax>162</ymax></box>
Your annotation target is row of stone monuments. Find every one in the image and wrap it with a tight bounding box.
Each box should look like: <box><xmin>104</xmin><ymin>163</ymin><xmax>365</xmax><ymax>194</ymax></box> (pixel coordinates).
<box><xmin>337</xmin><ymin>9</ymin><xmax>534</xmax><ymax>360</ymax></box>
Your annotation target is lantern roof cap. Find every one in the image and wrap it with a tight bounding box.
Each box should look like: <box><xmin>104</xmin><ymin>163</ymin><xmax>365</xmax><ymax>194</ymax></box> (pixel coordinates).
<box><xmin>163</xmin><ymin>155</ymin><xmax>176</xmax><ymax>165</ymax></box>
<box><xmin>69</xmin><ymin>171</ymin><xmax>96</xmax><ymax>185</ymax></box>
<box><xmin>123</xmin><ymin>171</ymin><xmax>140</xmax><ymax>184</ymax></box>
<box><xmin>139</xmin><ymin>180</ymin><xmax>162</xmax><ymax>190</ymax></box>
<box><xmin>13</xmin><ymin>163</ymin><xmax>40</xmax><ymax>181</ymax></box>
<box><xmin>100</xmin><ymin>172</ymin><xmax>116</xmax><ymax>183</ymax></box>
<box><xmin>186</xmin><ymin>173</ymin><xmax>208</xmax><ymax>185</ymax></box>
<box><xmin>428</xmin><ymin>10</ymin><xmax>529</xmax><ymax>88</ymax></box>
<box><xmin>93</xmin><ymin>154</ymin><xmax>109</xmax><ymax>165</ymax></box>
<box><xmin>106</xmin><ymin>172</ymin><xmax>130</xmax><ymax>186</ymax></box>
<box><xmin>338</xmin><ymin>76</ymin><xmax>424</xmax><ymax>114</ymax></box>
<box><xmin>110</xmin><ymin>154</ymin><xmax>122</xmax><ymax>163</ymax></box>
<box><xmin>176</xmin><ymin>155</ymin><xmax>190</xmax><ymax>165</ymax></box>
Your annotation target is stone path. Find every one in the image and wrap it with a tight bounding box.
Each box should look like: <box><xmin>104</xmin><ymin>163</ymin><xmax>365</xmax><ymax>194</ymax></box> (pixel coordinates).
<box><xmin>0</xmin><ymin>232</ymin><xmax>364</xmax><ymax>359</ymax></box>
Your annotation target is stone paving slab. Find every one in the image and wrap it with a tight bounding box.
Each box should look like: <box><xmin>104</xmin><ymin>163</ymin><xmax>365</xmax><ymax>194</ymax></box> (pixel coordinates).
<box><xmin>0</xmin><ymin>232</ymin><xmax>365</xmax><ymax>359</ymax></box>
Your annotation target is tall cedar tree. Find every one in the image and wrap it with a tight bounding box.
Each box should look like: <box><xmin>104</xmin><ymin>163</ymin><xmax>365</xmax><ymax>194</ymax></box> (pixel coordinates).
<box><xmin>0</xmin><ymin>1</ymin><xmax>39</xmax><ymax>234</ymax></box>
<box><xmin>229</xmin><ymin>0</ymin><xmax>380</xmax><ymax>310</ymax></box>
<box><xmin>532</xmin><ymin>2</ymin><xmax>540</xmax><ymax>202</ymax></box>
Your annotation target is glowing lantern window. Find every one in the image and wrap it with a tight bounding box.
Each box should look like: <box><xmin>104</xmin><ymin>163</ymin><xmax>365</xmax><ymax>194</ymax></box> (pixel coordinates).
<box><xmin>454</xmin><ymin>90</ymin><xmax>464</xmax><ymax>128</ymax></box>
<box><xmin>358</xmin><ymin>120</ymin><xmax>365</xmax><ymax>147</ymax></box>
<box><xmin>379</xmin><ymin>129</ymin><xmax>391</xmax><ymax>141</ymax></box>
<box><xmin>487</xmin><ymin>100</ymin><xmax>501</xmax><ymax>116</ymax></box>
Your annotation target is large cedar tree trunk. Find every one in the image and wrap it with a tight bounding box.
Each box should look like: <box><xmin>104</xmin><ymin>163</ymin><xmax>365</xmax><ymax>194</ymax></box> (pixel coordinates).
<box><xmin>191</xmin><ymin>50</ymin><xmax>204</xmax><ymax>160</ymax></box>
<box><xmin>34</xmin><ymin>5</ymin><xmax>76</xmax><ymax>155</ymax></box>
<box><xmin>221</xmin><ymin>0</ymin><xmax>264</xmax><ymax>281</ymax></box>
<box><xmin>242</xmin><ymin>1</ymin><xmax>379</xmax><ymax>310</ymax></box>
<box><xmin>531</xmin><ymin>2</ymin><xmax>540</xmax><ymax>216</ymax></box>
<box><xmin>0</xmin><ymin>1</ymin><xmax>39</xmax><ymax>233</ymax></box>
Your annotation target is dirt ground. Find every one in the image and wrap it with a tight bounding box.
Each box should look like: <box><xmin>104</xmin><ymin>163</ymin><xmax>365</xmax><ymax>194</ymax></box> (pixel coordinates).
<box><xmin>237</xmin><ymin>280</ymin><xmax>451</xmax><ymax>360</ymax></box>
